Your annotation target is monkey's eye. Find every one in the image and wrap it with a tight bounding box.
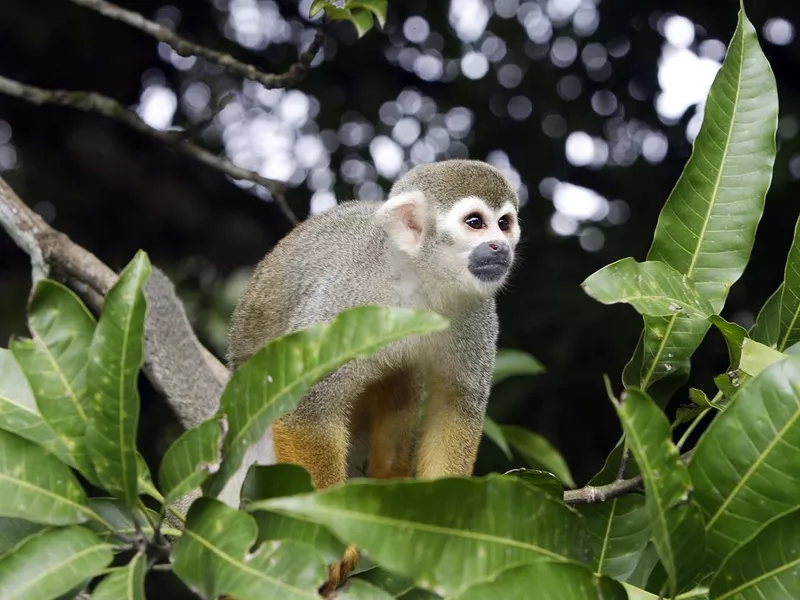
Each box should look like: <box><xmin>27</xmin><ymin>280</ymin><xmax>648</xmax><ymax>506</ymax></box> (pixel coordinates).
<box><xmin>465</xmin><ymin>213</ymin><xmax>485</xmax><ymax>230</ymax></box>
<box><xmin>498</xmin><ymin>216</ymin><xmax>511</xmax><ymax>232</ymax></box>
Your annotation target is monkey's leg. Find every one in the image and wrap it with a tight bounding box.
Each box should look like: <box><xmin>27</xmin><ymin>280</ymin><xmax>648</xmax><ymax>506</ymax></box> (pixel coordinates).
<box><xmin>271</xmin><ymin>417</ymin><xmax>348</xmax><ymax>490</ymax></box>
<box><xmin>365</xmin><ymin>369</ymin><xmax>421</xmax><ymax>479</ymax></box>
<box><xmin>415</xmin><ymin>380</ymin><xmax>485</xmax><ymax>479</ymax></box>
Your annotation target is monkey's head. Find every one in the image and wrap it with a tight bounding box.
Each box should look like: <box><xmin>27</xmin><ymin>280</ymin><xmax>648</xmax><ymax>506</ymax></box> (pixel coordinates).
<box><xmin>377</xmin><ymin>159</ymin><xmax>521</xmax><ymax>299</ymax></box>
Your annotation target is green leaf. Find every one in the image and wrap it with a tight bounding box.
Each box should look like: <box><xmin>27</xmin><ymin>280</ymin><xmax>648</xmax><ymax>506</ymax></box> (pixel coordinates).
<box><xmin>311</xmin><ymin>2</ymin><xmax>376</xmax><ymax>37</ymax></box>
<box><xmin>452</xmin><ymin>562</ymin><xmax>627</xmax><ymax>600</ymax></box>
<box><xmin>91</xmin><ymin>552</ymin><xmax>146</xmax><ymax>600</ymax></box>
<box><xmin>482</xmin><ymin>416</ymin><xmax>512</xmax><ymax>460</ymax></box>
<box><xmin>308</xmin><ymin>0</ymin><xmax>327</xmax><ymax>18</ymax></box>
<box><xmin>778</xmin><ymin>214</ymin><xmax>800</xmax><ymax>351</ymax></box>
<box><xmin>10</xmin><ymin>280</ymin><xmax>97</xmax><ymax>474</ymax></box>
<box><xmin>172</xmin><ymin>497</ymin><xmax>326</xmax><ymax>600</ymax></box>
<box><xmin>624</xmin><ymin>5</ymin><xmax>778</xmax><ymax>396</ymax></box>
<box><xmin>0</xmin><ymin>429</ymin><xmax>92</xmax><ymax>525</ymax></box>
<box><xmin>689</xmin><ymin>355</ymin><xmax>800</xmax><ymax>566</ymax></box>
<box><xmin>346</xmin><ymin>0</ymin><xmax>388</xmax><ymax>27</ymax></box>
<box><xmin>492</xmin><ymin>349</ymin><xmax>545</xmax><ymax>386</ymax></box>
<box><xmin>86</xmin><ymin>250</ymin><xmax>151</xmax><ymax>503</ymax></box>
<box><xmin>241</xmin><ymin>464</ymin><xmax>345</xmax><ymax>562</ymax></box>
<box><xmin>710</xmin><ymin>508</ymin><xmax>800</xmax><ymax>600</ymax></box>
<box><xmin>0</xmin><ymin>349</ymin><xmax>71</xmax><ymax>463</ymax></box>
<box><xmin>84</xmin><ymin>499</ymin><xmax>172</xmax><ymax>545</ymax></box>
<box><xmin>505</xmin><ymin>468</ymin><xmax>564</xmax><ymax>499</ymax></box>
<box><xmin>205</xmin><ymin>305</ymin><xmax>448</xmax><ymax>497</ymax></box>
<box><xmin>0</xmin><ymin>518</ymin><xmax>44</xmax><ymax>554</ymax></box>
<box><xmin>0</xmin><ymin>526</ymin><xmax>112</xmax><ymax>600</ymax></box>
<box><xmin>709</xmin><ymin>315</ymin><xmax>748</xmax><ymax>369</ymax></box>
<box><xmin>614</xmin><ymin>389</ymin><xmax>705</xmax><ymax>595</ymax></box>
<box><xmin>354</xmin><ymin>567</ymin><xmax>441</xmax><ymax>599</ymax></box>
<box><xmin>579</xmin><ymin>495</ymin><xmax>651</xmax><ymax>582</ymax></box>
<box><xmin>499</xmin><ymin>425</ymin><xmax>575</xmax><ymax>488</ymax></box>
<box><xmin>257</xmin><ymin>475</ymin><xmax>590</xmax><ymax>596</ymax></box>
<box><xmin>158</xmin><ymin>415</ymin><xmax>225</xmax><ymax>506</ymax></box>
<box><xmin>739</xmin><ymin>337</ymin><xmax>786</xmax><ymax>377</ymax></box>
<box><xmin>338</xmin><ymin>579</ymin><xmax>395</xmax><ymax>599</ymax></box>
<box><xmin>582</xmin><ymin>258</ymin><xmax>714</xmax><ymax>319</ymax></box>
<box><xmin>750</xmin><ymin>284</ymin><xmax>782</xmax><ymax>347</ymax></box>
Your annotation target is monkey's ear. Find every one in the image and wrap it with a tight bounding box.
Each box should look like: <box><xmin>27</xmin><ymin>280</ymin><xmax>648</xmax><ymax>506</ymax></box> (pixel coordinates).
<box><xmin>376</xmin><ymin>190</ymin><xmax>427</xmax><ymax>255</ymax></box>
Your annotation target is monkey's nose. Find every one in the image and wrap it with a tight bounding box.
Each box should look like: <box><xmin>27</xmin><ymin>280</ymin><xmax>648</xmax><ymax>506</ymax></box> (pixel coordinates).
<box><xmin>468</xmin><ymin>241</ymin><xmax>512</xmax><ymax>282</ymax></box>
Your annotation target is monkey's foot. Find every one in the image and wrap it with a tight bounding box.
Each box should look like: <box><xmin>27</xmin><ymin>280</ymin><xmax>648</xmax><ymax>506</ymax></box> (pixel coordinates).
<box><xmin>319</xmin><ymin>544</ymin><xmax>360</xmax><ymax>597</ymax></box>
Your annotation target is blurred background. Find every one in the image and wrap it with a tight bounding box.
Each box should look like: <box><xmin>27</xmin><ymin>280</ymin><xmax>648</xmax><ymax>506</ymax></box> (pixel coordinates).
<box><xmin>0</xmin><ymin>0</ymin><xmax>797</xmax><ymax>493</ymax></box>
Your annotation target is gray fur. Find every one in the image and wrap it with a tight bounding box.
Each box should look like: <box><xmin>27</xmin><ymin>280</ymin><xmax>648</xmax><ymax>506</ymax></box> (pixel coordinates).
<box><xmin>227</xmin><ymin>159</ymin><xmax>519</xmax><ymax>479</ymax></box>
<box><xmin>389</xmin><ymin>159</ymin><xmax>519</xmax><ymax>212</ymax></box>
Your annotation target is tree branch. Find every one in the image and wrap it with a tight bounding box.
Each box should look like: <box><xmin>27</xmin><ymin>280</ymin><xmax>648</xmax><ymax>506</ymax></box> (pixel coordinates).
<box><xmin>68</xmin><ymin>0</ymin><xmax>325</xmax><ymax>90</ymax></box>
<box><xmin>0</xmin><ymin>175</ymin><xmax>228</xmax><ymax>425</ymax></box>
<box><xmin>563</xmin><ymin>449</ymin><xmax>694</xmax><ymax>504</ymax></box>
<box><xmin>0</xmin><ymin>75</ymin><xmax>299</xmax><ymax>225</ymax></box>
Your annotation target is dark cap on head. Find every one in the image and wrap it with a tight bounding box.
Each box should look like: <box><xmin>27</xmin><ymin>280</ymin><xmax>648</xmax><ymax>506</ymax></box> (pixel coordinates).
<box><xmin>388</xmin><ymin>159</ymin><xmax>520</xmax><ymax>212</ymax></box>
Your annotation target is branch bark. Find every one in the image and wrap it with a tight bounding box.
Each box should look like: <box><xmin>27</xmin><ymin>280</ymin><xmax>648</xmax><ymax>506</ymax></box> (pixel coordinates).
<box><xmin>0</xmin><ymin>75</ymin><xmax>299</xmax><ymax>225</ymax></box>
<box><xmin>563</xmin><ymin>449</ymin><xmax>694</xmax><ymax>504</ymax></box>
<box><xmin>68</xmin><ymin>0</ymin><xmax>324</xmax><ymax>90</ymax></box>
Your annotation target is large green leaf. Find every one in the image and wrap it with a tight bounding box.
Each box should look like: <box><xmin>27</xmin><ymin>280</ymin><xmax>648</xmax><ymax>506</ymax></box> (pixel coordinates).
<box><xmin>453</xmin><ymin>562</ymin><xmax>627</xmax><ymax>600</ymax></box>
<box><xmin>615</xmin><ymin>389</ymin><xmax>705</xmax><ymax>595</ymax></box>
<box><xmin>500</xmin><ymin>425</ymin><xmax>575</xmax><ymax>488</ymax></box>
<box><xmin>750</xmin><ymin>285</ymin><xmax>782</xmax><ymax>347</ymax></box>
<box><xmin>86</xmin><ymin>250</ymin><xmax>151</xmax><ymax>503</ymax></box>
<box><xmin>158</xmin><ymin>415</ymin><xmax>225</xmax><ymax>506</ymax></box>
<box><xmin>491</xmin><ymin>349</ymin><xmax>545</xmax><ymax>386</ymax></box>
<box><xmin>0</xmin><ymin>349</ymin><xmax>71</xmax><ymax>463</ymax></box>
<box><xmin>338</xmin><ymin>579</ymin><xmax>395</xmax><ymax>599</ymax></box>
<box><xmin>354</xmin><ymin>567</ymin><xmax>441</xmax><ymax>599</ymax></box>
<box><xmin>0</xmin><ymin>518</ymin><xmax>44</xmax><ymax>554</ymax></box>
<box><xmin>777</xmin><ymin>215</ymin><xmax>800</xmax><ymax>351</ymax></box>
<box><xmin>0</xmin><ymin>429</ymin><xmax>92</xmax><ymax>525</ymax></box>
<box><xmin>10</xmin><ymin>280</ymin><xmax>96</xmax><ymax>474</ymax></box>
<box><xmin>739</xmin><ymin>337</ymin><xmax>786</xmax><ymax>377</ymax></box>
<box><xmin>258</xmin><ymin>475</ymin><xmax>589</xmax><ymax>596</ymax></box>
<box><xmin>582</xmin><ymin>258</ymin><xmax>714</xmax><ymax>319</ymax></box>
<box><xmin>710</xmin><ymin>508</ymin><xmax>800</xmax><ymax>600</ymax></box>
<box><xmin>205</xmin><ymin>305</ymin><xmax>448</xmax><ymax>497</ymax></box>
<box><xmin>0</xmin><ymin>526</ymin><xmax>112</xmax><ymax>600</ymax></box>
<box><xmin>172</xmin><ymin>497</ymin><xmax>326</xmax><ymax>600</ymax></box>
<box><xmin>91</xmin><ymin>552</ymin><xmax>146</xmax><ymax>600</ymax></box>
<box><xmin>579</xmin><ymin>495</ymin><xmax>651</xmax><ymax>582</ymax></box>
<box><xmin>689</xmin><ymin>355</ymin><xmax>800</xmax><ymax>566</ymax></box>
<box><xmin>623</xmin><ymin>5</ymin><xmax>778</xmax><ymax>398</ymax></box>
<box><xmin>240</xmin><ymin>464</ymin><xmax>345</xmax><ymax>562</ymax></box>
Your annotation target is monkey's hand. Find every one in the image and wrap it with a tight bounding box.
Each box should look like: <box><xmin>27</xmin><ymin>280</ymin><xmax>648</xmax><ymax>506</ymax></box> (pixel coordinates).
<box><xmin>319</xmin><ymin>544</ymin><xmax>360</xmax><ymax>597</ymax></box>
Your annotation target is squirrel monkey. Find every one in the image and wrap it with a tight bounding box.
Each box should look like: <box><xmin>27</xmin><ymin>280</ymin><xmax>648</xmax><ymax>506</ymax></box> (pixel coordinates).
<box><xmin>227</xmin><ymin>159</ymin><xmax>520</xmax><ymax>591</ymax></box>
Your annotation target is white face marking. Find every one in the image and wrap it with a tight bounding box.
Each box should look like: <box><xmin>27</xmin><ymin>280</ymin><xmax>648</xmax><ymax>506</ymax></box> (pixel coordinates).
<box><xmin>435</xmin><ymin>196</ymin><xmax>520</xmax><ymax>294</ymax></box>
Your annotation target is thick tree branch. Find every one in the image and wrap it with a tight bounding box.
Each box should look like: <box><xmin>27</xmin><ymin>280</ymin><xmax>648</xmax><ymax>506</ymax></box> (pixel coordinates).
<box><xmin>68</xmin><ymin>0</ymin><xmax>325</xmax><ymax>90</ymax></box>
<box><xmin>0</xmin><ymin>75</ymin><xmax>298</xmax><ymax>224</ymax></box>
<box><xmin>0</xmin><ymin>175</ymin><xmax>229</xmax><ymax>425</ymax></box>
<box><xmin>563</xmin><ymin>449</ymin><xmax>694</xmax><ymax>504</ymax></box>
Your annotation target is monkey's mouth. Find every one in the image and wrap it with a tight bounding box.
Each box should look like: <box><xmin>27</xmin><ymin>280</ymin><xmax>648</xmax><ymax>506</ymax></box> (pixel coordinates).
<box><xmin>468</xmin><ymin>259</ymin><xmax>510</xmax><ymax>282</ymax></box>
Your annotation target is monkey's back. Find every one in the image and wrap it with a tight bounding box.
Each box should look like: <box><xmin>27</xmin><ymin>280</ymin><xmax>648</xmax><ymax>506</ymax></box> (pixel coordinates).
<box><xmin>227</xmin><ymin>200</ymin><xmax>396</xmax><ymax>370</ymax></box>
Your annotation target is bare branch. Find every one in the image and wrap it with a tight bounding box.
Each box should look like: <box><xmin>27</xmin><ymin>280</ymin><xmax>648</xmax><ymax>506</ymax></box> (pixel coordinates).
<box><xmin>68</xmin><ymin>0</ymin><xmax>324</xmax><ymax>89</ymax></box>
<box><xmin>0</xmin><ymin>75</ymin><xmax>298</xmax><ymax>225</ymax></box>
<box><xmin>563</xmin><ymin>449</ymin><xmax>694</xmax><ymax>504</ymax></box>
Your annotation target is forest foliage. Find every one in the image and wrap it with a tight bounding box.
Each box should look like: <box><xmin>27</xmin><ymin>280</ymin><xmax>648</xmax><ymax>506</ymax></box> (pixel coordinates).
<box><xmin>0</xmin><ymin>1</ymin><xmax>798</xmax><ymax>600</ymax></box>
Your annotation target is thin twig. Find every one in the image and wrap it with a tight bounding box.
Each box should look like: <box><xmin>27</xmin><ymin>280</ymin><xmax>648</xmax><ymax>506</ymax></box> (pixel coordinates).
<box><xmin>0</xmin><ymin>75</ymin><xmax>298</xmax><ymax>224</ymax></box>
<box><xmin>68</xmin><ymin>0</ymin><xmax>325</xmax><ymax>90</ymax></box>
<box><xmin>563</xmin><ymin>449</ymin><xmax>694</xmax><ymax>504</ymax></box>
